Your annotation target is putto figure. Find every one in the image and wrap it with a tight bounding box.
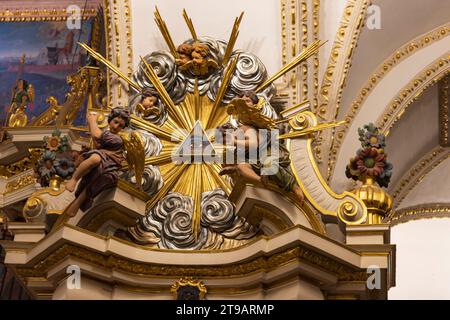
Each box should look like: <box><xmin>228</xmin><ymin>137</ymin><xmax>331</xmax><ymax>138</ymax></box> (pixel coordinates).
<box><xmin>65</xmin><ymin>107</ymin><xmax>131</xmax><ymax>217</ymax></box>
<box><xmin>135</xmin><ymin>89</ymin><xmax>160</xmax><ymax>118</ymax></box>
<box><xmin>218</xmin><ymin>91</ymin><xmax>304</xmax><ymax>203</ymax></box>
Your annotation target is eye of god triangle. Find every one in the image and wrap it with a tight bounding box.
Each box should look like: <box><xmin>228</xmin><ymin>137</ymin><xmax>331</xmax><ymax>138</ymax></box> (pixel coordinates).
<box><xmin>173</xmin><ymin>120</ymin><xmax>217</xmax><ymax>164</ymax></box>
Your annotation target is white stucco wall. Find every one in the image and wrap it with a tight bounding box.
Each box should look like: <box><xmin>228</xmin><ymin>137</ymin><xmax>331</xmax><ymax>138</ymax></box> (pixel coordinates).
<box><xmin>131</xmin><ymin>0</ymin><xmax>282</xmax><ymax>76</ymax></box>
<box><xmin>389</xmin><ymin>218</ymin><xmax>450</xmax><ymax>300</ymax></box>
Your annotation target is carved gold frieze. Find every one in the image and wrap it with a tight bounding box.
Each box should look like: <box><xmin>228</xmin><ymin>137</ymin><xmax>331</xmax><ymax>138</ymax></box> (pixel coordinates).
<box><xmin>4</xmin><ymin>174</ymin><xmax>35</xmax><ymax>195</ymax></box>
<box><xmin>0</xmin><ymin>149</ymin><xmax>43</xmax><ymax>178</ymax></box>
<box><xmin>14</xmin><ymin>243</ymin><xmax>368</xmax><ymax>282</ymax></box>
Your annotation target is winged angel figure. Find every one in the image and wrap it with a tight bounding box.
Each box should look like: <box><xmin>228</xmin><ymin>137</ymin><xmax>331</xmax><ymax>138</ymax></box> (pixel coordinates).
<box><xmin>65</xmin><ymin>107</ymin><xmax>145</xmax><ymax>217</ymax></box>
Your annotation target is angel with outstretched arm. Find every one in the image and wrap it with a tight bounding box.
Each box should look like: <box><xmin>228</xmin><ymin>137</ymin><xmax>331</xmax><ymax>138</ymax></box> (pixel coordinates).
<box><xmin>65</xmin><ymin>108</ymin><xmax>131</xmax><ymax>217</ymax></box>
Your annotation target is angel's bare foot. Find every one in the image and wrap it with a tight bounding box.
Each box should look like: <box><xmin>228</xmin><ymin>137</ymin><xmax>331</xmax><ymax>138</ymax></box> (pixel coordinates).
<box><xmin>219</xmin><ymin>166</ymin><xmax>236</xmax><ymax>176</ymax></box>
<box><xmin>65</xmin><ymin>179</ymin><xmax>77</xmax><ymax>192</ymax></box>
<box><xmin>293</xmin><ymin>185</ymin><xmax>305</xmax><ymax>203</ymax></box>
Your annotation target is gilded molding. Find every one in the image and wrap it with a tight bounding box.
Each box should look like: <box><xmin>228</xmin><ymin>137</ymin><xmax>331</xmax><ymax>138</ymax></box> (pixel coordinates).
<box><xmin>377</xmin><ymin>56</ymin><xmax>450</xmax><ymax>135</ymax></box>
<box><xmin>0</xmin><ymin>9</ymin><xmax>97</xmax><ymax>22</ymax></box>
<box><xmin>328</xmin><ymin>25</ymin><xmax>450</xmax><ymax>179</ymax></box>
<box><xmin>103</xmin><ymin>0</ymin><xmax>133</xmax><ymax>108</ymax></box>
<box><xmin>312</xmin><ymin>0</ymin><xmax>320</xmax><ymax>111</ymax></box>
<box><xmin>387</xmin><ymin>203</ymin><xmax>450</xmax><ymax>226</ymax></box>
<box><xmin>278</xmin><ymin>0</ymin><xmax>320</xmax><ymax>109</ymax></box>
<box><xmin>390</xmin><ymin>147</ymin><xmax>449</xmax><ymax>209</ymax></box>
<box><xmin>439</xmin><ymin>75</ymin><xmax>449</xmax><ymax>146</ymax></box>
<box><xmin>0</xmin><ymin>149</ymin><xmax>42</xmax><ymax>178</ymax></box>
<box><xmin>316</xmin><ymin>0</ymin><xmax>371</xmax><ymax>167</ymax></box>
<box><xmin>14</xmin><ymin>243</ymin><xmax>368</xmax><ymax>282</ymax></box>
<box><xmin>4</xmin><ymin>173</ymin><xmax>35</xmax><ymax>195</ymax></box>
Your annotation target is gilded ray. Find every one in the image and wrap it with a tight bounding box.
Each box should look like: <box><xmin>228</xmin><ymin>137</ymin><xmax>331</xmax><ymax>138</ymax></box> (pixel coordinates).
<box><xmin>256</xmin><ymin>40</ymin><xmax>326</xmax><ymax>92</ymax></box>
<box><xmin>146</xmin><ymin>162</ymin><xmax>189</xmax><ymax>210</ymax></box>
<box><xmin>78</xmin><ymin>42</ymin><xmax>141</xmax><ymax>92</ymax></box>
<box><xmin>139</xmin><ymin>56</ymin><xmax>191</xmax><ymax>129</ymax></box>
<box><xmin>154</xmin><ymin>6</ymin><xmax>179</xmax><ymax>58</ymax></box>
<box><xmin>182</xmin><ymin>9</ymin><xmax>198</xmax><ymax>41</ymax></box>
<box><xmin>206</xmin><ymin>56</ymin><xmax>239</xmax><ymax>129</ymax></box>
<box><xmin>222</xmin><ymin>12</ymin><xmax>244</xmax><ymax>66</ymax></box>
<box><xmin>131</xmin><ymin>115</ymin><xmax>185</xmax><ymax>142</ymax></box>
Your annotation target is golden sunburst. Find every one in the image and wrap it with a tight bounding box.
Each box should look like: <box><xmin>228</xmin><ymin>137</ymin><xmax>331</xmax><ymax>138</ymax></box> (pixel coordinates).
<box><xmin>78</xmin><ymin>7</ymin><xmax>326</xmax><ymax>238</ymax></box>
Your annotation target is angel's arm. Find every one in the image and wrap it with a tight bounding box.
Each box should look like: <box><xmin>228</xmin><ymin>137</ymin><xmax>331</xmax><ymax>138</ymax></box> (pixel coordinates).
<box><xmin>87</xmin><ymin>112</ymin><xmax>102</xmax><ymax>140</ymax></box>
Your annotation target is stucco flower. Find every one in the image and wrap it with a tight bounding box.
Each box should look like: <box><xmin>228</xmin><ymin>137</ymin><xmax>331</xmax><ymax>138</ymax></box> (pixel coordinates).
<box><xmin>46</xmin><ymin>136</ymin><xmax>61</xmax><ymax>151</ymax></box>
<box><xmin>54</xmin><ymin>157</ymin><xmax>75</xmax><ymax>178</ymax></box>
<box><xmin>356</xmin><ymin>147</ymin><xmax>386</xmax><ymax>177</ymax></box>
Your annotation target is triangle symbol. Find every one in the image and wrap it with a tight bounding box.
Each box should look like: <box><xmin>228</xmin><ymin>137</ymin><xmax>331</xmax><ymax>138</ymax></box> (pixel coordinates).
<box><xmin>173</xmin><ymin>120</ymin><xmax>217</xmax><ymax>164</ymax></box>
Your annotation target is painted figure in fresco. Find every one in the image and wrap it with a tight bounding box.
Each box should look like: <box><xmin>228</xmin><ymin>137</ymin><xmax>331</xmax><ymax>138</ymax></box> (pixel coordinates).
<box><xmin>65</xmin><ymin>107</ymin><xmax>130</xmax><ymax>217</ymax></box>
<box><xmin>218</xmin><ymin>91</ymin><xmax>305</xmax><ymax>203</ymax></box>
<box><xmin>135</xmin><ymin>89</ymin><xmax>160</xmax><ymax>117</ymax></box>
<box><xmin>7</xmin><ymin>79</ymin><xmax>34</xmax><ymax>127</ymax></box>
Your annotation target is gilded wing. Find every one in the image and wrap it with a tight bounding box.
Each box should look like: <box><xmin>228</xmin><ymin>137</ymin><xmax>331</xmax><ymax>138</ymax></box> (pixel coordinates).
<box><xmin>27</xmin><ymin>84</ymin><xmax>35</xmax><ymax>103</ymax></box>
<box><xmin>122</xmin><ymin>131</ymin><xmax>146</xmax><ymax>189</ymax></box>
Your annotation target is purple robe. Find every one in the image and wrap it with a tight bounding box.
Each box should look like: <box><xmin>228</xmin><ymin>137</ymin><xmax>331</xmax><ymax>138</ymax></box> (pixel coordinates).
<box><xmin>75</xmin><ymin>131</ymin><xmax>125</xmax><ymax>211</ymax></box>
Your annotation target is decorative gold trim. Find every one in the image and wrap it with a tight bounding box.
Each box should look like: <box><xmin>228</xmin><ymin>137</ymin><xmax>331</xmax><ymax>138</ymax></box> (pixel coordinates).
<box><xmin>171</xmin><ymin>277</ymin><xmax>207</xmax><ymax>300</ymax></box>
<box><xmin>4</xmin><ymin>173</ymin><xmax>35</xmax><ymax>195</ymax></box>
<box><xmin>377</xmin><ymin>56</ymin><xmax>450</xmax><ymax>135</ymax></box>
<box><xmin>104</xmin><ymin>0</ymin><xmax>133</xmax><ymax>107</ymax></box>
<box><xmin>328</xmin><ymin>24</ymin><xmax>450</xmax><ymax>179</ymax></box>
<box><xmin>316</xmin><ymin>0</ymin><xmax>371</xmax><ymax>167</ymax></box>
<box><xmin>312</xmin><ymin>0</ymin><xmax>320</xmax><ymax>111</ymax></box>
<box><xmin>439</xmin><ymin>75</ymin><xmax>449</xmax><ymax>146</ymax></box>
<box><xmin>14</xmin><ymin>243</ymin><xmax>368</xmax><ymax>282</ymax></box>
<box><xmin>387</xmin><ymin>203</ymin><xmax>450</xmax><ymax>226</ymax></box>
<box><xmin>0</xmin><ymin>149</ymin><xmax>42</xmax><ymax>178</ymax></box>
<box><xmin>390</xmin><ymin>147</ymin><xmax>449</xmax><ymax>208</ymax></box>
<box><xmin>0</xmin><ymin>8</ymin><xmax>97</xmax><ymax>22</ymax></box>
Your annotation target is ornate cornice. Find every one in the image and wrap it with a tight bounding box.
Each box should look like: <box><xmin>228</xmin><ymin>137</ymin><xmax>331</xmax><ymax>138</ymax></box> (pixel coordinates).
<box><xmin>316</xmin><ymin>0</ymin><xmax>371</xmax><ymax>167</ymax></box>
<box><xmin>387</xmin><ymin>203</ymin><xmax>450</xmax><ymax>226</ymax></box>
<box><xmin>390</xmin><ymin>147</ymin><xmax>449</xmax><ymax>209</ymax></box>
<box><xmin>328</xmin><ymin>25</ymin><xmax>450</xmax><ymax>179</ymax></box>
<box><xmin>439</xmin><ymin>75</ymin><xmax>450</xmax><ymax>146</ymax></box>
<box><xmin>14</xmin><ymin>242</ymin><xmax>368</xmax><ymax>282</ymax></box>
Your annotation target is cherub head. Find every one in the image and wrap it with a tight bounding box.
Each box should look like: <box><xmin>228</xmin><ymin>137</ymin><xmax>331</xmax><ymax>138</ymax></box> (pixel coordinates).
<box><xmin>191</xmin><ymin>43</ymin><xmax>210</xmax><ymax>65</ymax></box>
<box><xmin>141</xmin><ymin>89</ymin><xmax>158</xmax><ymax>109</ymax></box>
<box><xmin>176</xmin><ymin>43</ymin><xmax>194</xmax><ymax>66</ymax></box>
<box><xmin>240</xmin><ymin>91</ymin><xmax>259</xmax><ymax>107</ymax></box>
<box><xmin>177</xmin><ymin>43</ymin><xmax>194</xmax><ymax>56</ymax></box>
<box><xmin>107</xmin><ymin>107</ymin><xmax>130</xmax><ymax>134</ymax></box>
